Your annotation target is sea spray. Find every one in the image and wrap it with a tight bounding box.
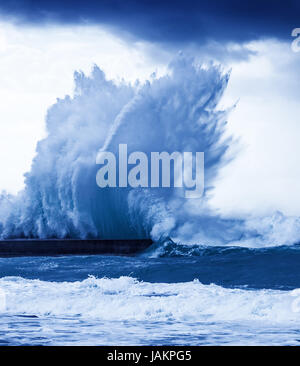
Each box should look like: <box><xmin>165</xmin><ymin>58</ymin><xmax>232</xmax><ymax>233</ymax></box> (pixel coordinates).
<box><xmin>1</xmin><ymin>56</ymin><xmax>300</xmax><ymax>247</ymax></box>
<box><xmin>0</xmin><ymin>56</ymin><xmax>232</xmax><ymax>240</ymax></box>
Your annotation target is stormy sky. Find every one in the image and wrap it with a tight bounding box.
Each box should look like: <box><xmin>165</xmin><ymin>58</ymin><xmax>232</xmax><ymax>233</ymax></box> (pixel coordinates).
<box><xmin>0</xmin><ymin>0</ymin><xmax>299</xmax><ymax>218</ymax></box>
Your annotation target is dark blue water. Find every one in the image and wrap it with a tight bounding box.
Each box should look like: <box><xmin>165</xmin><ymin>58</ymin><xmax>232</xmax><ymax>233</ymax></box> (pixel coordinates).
<box><xmin>1</xmin><ymin>244</ymin><xmax>300</xmax><ymax>345</ymax></box>
<box><xmin>0</xmin><ymin>244</ymin><xmax>300</xmax><ymax>290</ymax></box>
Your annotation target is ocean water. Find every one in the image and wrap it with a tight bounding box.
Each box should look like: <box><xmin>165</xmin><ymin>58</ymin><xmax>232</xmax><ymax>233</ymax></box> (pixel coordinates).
<box><xmin>1</xmin><ymin>243</ymin><xmax>300</xmax><ymax>345</ymax></box>
<box><xmin>1</xmin><ymin>57</ymin><xmax>300</xmax><ymax>345</ymax></box>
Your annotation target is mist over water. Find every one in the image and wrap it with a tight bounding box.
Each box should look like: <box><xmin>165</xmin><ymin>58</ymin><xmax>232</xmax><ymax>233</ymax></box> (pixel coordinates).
<box><xmin>1</xmin><ymin>56</ymin><xmax>300</xmax><ymax>248</ymax></box>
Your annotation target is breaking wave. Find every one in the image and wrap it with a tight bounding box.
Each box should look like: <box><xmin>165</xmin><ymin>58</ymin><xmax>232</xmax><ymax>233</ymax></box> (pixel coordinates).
<box><xmin>0</xmin><ymin>275</ymin><xmax>299</xmax><ymax>324</ymax></box>
<box><xmin>1</xmin><ymin>56</ymin><xmax>300</xmax><ymax>248</ymax></box>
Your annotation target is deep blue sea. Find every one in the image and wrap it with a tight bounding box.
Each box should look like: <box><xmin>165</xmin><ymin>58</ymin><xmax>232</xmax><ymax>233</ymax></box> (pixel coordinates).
<box><xmin>1</xmin><ymin>243</ymin><xmax>300</xmax><ymax>345</ymax></box>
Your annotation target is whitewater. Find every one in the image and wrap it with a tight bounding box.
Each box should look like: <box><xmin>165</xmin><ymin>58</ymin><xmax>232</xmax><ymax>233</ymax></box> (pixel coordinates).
<box><xmin>1</xmin><ymin>248</ymin><xmax>300</xmax><ymax>345</ymax></box>
<box><xmin>1</xmin><ymin>55</ymin><xmax>300</xmax><ymax>246</ymax></box>
<box><xmin>0</xmin><ymin>56</ymin><xmax>300</xmax><ymax>345</ymax></box>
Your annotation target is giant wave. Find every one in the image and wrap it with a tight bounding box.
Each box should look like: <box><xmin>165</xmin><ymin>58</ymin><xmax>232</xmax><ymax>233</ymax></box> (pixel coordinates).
<box><xmin>1</xmin><ymin>56</ymin><xmax>300</xmax><ymax>248</ymax></box>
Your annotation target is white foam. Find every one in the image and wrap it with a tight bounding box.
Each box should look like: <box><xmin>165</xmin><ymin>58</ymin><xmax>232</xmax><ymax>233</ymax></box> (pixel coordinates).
<box><xmin>0</xmin><ymin>276</ymin><xmax>299</xmax><ymax>324</ymax></box>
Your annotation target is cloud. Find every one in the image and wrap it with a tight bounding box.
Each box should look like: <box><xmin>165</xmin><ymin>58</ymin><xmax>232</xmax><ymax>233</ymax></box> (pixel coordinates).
<box><xmin>211</xmin><ymin>39</ymin><xmax>300</xmax><ymax>217</ymax></box>
<box><xmin>0</xmin><ymin>0</ymin><xmax>299</xmax><ymax>45</ymax></box>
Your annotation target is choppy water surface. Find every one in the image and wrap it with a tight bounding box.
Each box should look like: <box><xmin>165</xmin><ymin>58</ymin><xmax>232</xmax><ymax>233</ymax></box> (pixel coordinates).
<box><xmin>1</xmin><ymin>244</ymin><xmax>300</xmax><ymax>345</ymax></box>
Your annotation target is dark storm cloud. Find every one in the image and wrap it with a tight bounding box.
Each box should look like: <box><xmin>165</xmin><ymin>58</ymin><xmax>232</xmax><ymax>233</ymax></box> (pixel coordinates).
<box><xmin>0</xmin><ymin>0</ymin><xmax>299</xmax><ymax>44</ymax></box>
